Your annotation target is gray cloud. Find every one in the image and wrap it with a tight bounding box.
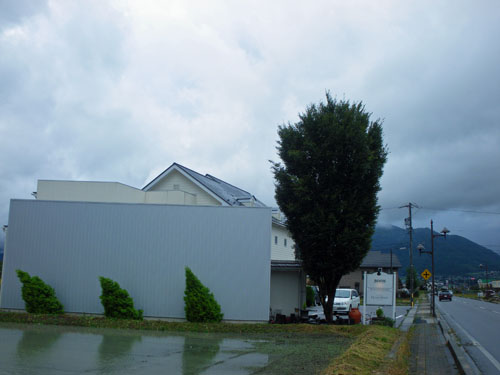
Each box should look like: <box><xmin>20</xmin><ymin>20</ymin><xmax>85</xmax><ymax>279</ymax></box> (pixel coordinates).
<box><xmin>1</xmin><ymin>0</ymin><xmax>499</xmax><ymax>251</ymax></box>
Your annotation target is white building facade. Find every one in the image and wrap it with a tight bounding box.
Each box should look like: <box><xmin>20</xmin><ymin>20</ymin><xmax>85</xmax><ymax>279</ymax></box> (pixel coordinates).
<box><xmin>3</xmin><ymin>163</ymin><xmax>304</xmax><ymax>319</ymax></box>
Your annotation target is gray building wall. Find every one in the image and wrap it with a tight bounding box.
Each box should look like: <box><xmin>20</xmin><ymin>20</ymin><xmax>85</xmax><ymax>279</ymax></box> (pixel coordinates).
<box><xmin>0</xmin><ymin>200</ymin><xmax>271</xmax><ymax>321</ymax></box>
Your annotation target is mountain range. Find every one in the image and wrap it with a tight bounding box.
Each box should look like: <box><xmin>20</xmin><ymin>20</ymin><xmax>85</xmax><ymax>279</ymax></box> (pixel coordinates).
<box><xmin>371</xmin><ymin>225</ymin><xmax>500</xmax><ymax>278</ymax></box>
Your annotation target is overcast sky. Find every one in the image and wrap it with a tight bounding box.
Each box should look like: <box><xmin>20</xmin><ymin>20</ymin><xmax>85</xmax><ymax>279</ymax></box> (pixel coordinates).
<box><xmin>1</xmin><ymin>1</ymin><xmax>499</xmax><ymax>254</ymax></box>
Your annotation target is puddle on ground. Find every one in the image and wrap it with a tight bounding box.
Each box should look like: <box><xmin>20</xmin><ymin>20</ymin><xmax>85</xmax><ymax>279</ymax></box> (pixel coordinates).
<box><xmin>0</xmin><ymin>323</ymin><xmax>268</xmax><ymax>374</ymax></box>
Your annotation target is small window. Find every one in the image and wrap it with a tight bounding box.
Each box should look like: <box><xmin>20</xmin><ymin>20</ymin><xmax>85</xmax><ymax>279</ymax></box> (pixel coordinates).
<box><xmin>284</xmin><ymin>238</ymin><xmax>287</xmax><ymax>247</ymax></box>
<box><xmin>274</xmin><ymin>236</ymin><xmax>278</xmax><ymax>245</ymax></box>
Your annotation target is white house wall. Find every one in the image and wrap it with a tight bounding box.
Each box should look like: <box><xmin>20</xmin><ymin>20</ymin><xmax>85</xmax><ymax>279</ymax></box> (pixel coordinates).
<box><xmin>0</xmin><ymin>200</ymin><xmax>271</xmax><ymax>321</ymax></box>
<box><xmin>147</xmin><ymin>169</ymin><xmax>222</xmax><ymax>206</ymax></box>
<box><xmin>271</xmin><ymin>224</ymin><xmax>295</xmax><ymax>261</ymax></box>
<box><xmin>270</xmin><ymin>270</ymin><xmax>303</xmax><ymax>316</ymax></box>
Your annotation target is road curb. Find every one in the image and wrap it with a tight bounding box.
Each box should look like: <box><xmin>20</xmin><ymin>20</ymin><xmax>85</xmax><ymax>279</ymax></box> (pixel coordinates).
<box><xmin>436</xmin><ymin>308</ymin><xmax>481</xmax><ymax>375</ymax></box>
<box><xmin>399</xmin><ymin>303</ymin><xmax>417</xmax><ymax>332</ymax></box>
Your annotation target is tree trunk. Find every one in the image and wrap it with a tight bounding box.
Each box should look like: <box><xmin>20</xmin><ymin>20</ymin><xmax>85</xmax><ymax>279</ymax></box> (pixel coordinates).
<box><xmin>319</xmin><ymin>275</ymin><xmax>342</xmax><ymax>323</ymax></box>
<box><xmin>324</xmin><ymin>291</ymin><xmax>334</xmax><ymax>323</ymax></box>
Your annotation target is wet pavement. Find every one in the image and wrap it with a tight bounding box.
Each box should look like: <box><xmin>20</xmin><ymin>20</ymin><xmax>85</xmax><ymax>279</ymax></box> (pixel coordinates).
<box><xmin>0</xmin><ymin>323</ymin><xmax>269</xmax><ymax>374</ymax></box>
<box><xmin>409</xmin><ymin>300</ymin><xmax>459</xmax><ymax>375</ymax></box>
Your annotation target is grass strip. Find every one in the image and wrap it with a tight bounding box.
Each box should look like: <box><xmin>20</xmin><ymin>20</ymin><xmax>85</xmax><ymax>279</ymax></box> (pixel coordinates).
<box><xmin>0</xmin><ymin>310</ymin><xmax>367</xmax><ymax>336</ymax></box>
<box><xmin>321</xmin><ymin>325</ymin><xmax>404</xmax><ymax>375</ymax></box>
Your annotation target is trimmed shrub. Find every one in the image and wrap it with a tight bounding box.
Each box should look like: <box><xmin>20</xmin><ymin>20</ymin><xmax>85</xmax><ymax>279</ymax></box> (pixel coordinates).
<box><xmin>184</xmin><ymin>267</ymin><xmax>223</xmax><ymax>322</ymax></box>
<box><xmin>372</xmin><ymin>317</ymin><xmax>394</xmax><ymax>327</ymax></box>
<box><xmin>306</xmin><ymin>285</ymin><xmax>315</xmax><ymax>307</ymax></box>
<box><xmin>376</xmin><ymin>307</ymin><xmax>384</xmax><ymax>318</ymax></box>
<box><xmin>16</xmin><ymin>270</ymin><xmax>64</xmax><ymax>314</ymax></box>
<box><xmin>99</xmin><ymin>277</ymin><xmax>143</xmax><ymax>320</ymax></box>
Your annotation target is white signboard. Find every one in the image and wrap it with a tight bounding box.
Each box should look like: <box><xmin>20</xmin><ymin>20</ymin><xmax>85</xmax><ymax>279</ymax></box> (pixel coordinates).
<box><xmin>362</xmin><ymin>271</ymin><xmax>397</xmax><ymax>324</ymax></box>
<box><xmin>365</xmin><ymin>272</ymin><xmax>394</xmax><ymax>306</ymax></box>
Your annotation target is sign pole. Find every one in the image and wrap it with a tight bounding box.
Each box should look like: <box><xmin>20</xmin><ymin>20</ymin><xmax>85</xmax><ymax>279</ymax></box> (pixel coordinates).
<box><xmin>363</xmin><ymin>271</ymin><xmax>367</xmax><ymax>325</ymax></box>
<box><xmin>392</xmin><ymin>273</ymin><xmax>396</xmax><ymax>321</ymax></box>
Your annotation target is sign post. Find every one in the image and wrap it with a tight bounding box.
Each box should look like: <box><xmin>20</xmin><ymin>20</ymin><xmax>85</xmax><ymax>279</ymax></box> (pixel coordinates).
<box><xmin>363</xmin><ymin>271</ymin><xmax>367</xmax><ymax>325</ymax></box>
<box><xmin>364</xmin><ymin>271</ymin><xmax>397</xmax><ymax>323</ymax></box>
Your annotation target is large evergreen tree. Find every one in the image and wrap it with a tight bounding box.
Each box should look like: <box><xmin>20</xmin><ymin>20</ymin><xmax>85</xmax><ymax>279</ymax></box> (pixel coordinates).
<box><xmin>272</xmin><ymin>93</ymin><xmax>387</xmax><ymax>322</ymax></box>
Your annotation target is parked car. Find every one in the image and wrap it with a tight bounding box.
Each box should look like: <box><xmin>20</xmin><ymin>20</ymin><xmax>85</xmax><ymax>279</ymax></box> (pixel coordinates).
<box><xmin>485</xmin><ymin>290</ymin><xmax>496</xmax><ymax>298</ymax></box>
<box><xmin>439</xmin><ymin>290</ymin><xmax>452</xmax><ymax>301</ymax></box>
<box><xmin>332</xmin><ymin>289</ymin><xmax>360</xmax><ymax>314</ymax></box>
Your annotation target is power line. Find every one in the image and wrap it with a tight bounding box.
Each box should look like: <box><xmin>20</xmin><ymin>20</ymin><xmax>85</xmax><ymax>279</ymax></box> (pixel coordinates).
<box><xmin>419</xmin><ymin>207</ymin><xmax>500</xmax><ymax>215</ymax></box>
<box><xmin>381</xmin><ymin>206</ymin><xmax>500</xmax><ymax>215</ymax></box>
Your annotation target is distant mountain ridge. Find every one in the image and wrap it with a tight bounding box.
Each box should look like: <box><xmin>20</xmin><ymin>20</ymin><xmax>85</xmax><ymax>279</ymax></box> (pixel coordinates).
<box><xmin>371</xmin><ymin>225</ymin><xmax>500</xmax><ymax>277</ymax></box>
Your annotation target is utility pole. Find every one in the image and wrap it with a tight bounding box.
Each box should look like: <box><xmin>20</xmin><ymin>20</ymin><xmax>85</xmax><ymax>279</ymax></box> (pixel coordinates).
<box><xmin>400</xmin><ymin>202</ymin><xmax>418</xmax><ymax>307</ymax></box>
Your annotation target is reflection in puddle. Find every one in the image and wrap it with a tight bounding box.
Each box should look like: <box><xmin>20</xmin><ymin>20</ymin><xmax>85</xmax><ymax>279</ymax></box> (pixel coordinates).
<box><xmin>98</xmin><ymin>332</ymin><xmax>142</xmax><ymax>373</ymax></box>
<box><xmin>0</xmin><ymin>323</ymin><xmax>268</xmax><ymax>374</ymax></box>
<box><xmin>182</xmin><ymin>336</ymin><xmax>221</xmax><ymax>375</ymax></box>
<box><xmin>16</xmin><ymin>327</ymin><xmax>62</xmax><ymax>360</ymax></box>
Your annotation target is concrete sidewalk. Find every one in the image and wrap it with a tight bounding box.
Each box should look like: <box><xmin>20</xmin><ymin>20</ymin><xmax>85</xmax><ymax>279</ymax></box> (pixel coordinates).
<box><xmin>409</xmin><ymin>299</ymin><xmax>459</xmax><ymax>375</ymax></box>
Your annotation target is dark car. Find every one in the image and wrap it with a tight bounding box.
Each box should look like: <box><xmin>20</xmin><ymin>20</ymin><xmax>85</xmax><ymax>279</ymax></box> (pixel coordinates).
<box><xmin>439</xmin><ymin>291</ymin><xmax>452</xmax><ymax>301</ymax></box>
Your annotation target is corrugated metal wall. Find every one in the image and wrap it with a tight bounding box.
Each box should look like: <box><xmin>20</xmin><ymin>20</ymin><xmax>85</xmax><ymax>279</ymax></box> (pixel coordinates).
<box><xmin>0</xmin><ymin>200</ymin><xmax>271</xmax><ymax>321</ymax></box>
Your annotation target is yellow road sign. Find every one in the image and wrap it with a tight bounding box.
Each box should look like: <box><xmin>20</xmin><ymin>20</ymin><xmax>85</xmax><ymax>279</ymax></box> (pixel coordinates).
<box><xmin>421</xmin><ymin>269</ymin><xmax>432</xmax><ymax>280</ymax></box>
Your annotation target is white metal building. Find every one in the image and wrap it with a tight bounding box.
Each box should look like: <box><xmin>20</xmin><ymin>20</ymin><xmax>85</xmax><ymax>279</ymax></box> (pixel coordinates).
<box><xmin>1</xmin><ymin>163</ymin><xmax>305</xmax><ymax>320</ymax></box>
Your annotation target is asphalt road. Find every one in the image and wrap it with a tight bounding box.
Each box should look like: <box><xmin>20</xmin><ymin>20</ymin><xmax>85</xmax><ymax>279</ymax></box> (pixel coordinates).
<box><xmin>436</xmin><ymin>296</ymin><xmax>500</xmax><ymax>375</ymax></box>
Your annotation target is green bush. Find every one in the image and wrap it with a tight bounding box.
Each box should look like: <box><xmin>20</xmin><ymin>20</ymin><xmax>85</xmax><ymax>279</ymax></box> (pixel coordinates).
<box><xmin>16</xmin><ymin>270</ymin><xmax>64</xmax><ymax>314</ymax></box>
<box><xmin>184</xmin><ymin>267</ymin><xmax>223</xmax><ymax>323</ymax></box>
<box><xmin>306</xmin><ymin>286</ymin><xmax>315</xmax><ymax>307</ymax></box>
<box><xmin>376</xmin><ymin>307</ymin><xmax>384</xmax><ymax>318</ymax></box>
<box><xmin>372</xmin><ymin>317</ymin><xmax>394</xmax><ymax>327</ymax></box>
<box><xmin>413</xmin><ymin>290</ymin><xmax>420</xmax><ymax>298</ymax></box>
<box><xmin>99</xmin><ymin>277</ymin><xmax>143</xmax><ymax>320</ymax></box>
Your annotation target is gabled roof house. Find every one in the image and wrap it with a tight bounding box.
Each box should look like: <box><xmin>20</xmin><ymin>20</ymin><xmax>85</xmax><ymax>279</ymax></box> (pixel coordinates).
<box><xmin>33</xmin><ymin>162</ymin><xmax>304</xmax><ymax>318</ymax></box>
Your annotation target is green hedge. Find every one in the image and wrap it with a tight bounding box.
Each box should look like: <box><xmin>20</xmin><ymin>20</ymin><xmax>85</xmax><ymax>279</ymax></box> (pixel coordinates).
<box><xmin>184</xmin><ymin>267</ymin><xmax>223</xmax><ymax>322</ymax></box>
<box><xmin>99</xmin><ymin>277</ymin><xmax>143</xmax><ymax>320</ymax></box>
<box><xmin>306</xmin><ymin>286</ymin><xmax>315</xmax><ymax>307</ymax></box>
<box><xmin>16</xmin><ymin>270</ymin><xmax>64</xmax><ymax>314</ymax></box>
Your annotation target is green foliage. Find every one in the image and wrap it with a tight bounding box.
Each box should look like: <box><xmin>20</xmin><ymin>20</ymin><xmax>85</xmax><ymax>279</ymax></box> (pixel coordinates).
<box><xmin>375</xmin><ymin>307</ymin><xmax>384</xmax><ymax>318</ymax></box>
<box><xmin>306</xmin><ymin>285</ymin><xmax>315</xmax><ymax>307</ymax></box>
<box><xmin>372</xmin><ymin>317</ymin><xmax>394</xmax><ymax>327</ymax></box>
<box><xmin>15</xmin><ymin>270</ymin><xmax>64</xmax><ymax>314</ymax></box>
<box><xmin>184</xmin><ymin>267</ymin><xmax>223</xmax><ymax>323</ymax></box>
<box><xmin>99</xmin><ymin>277</ymin><xmax>143</xmax><ymax>320</ymax></box>
<box><xmin>405</xmin><ymin>266</ymin><xmax>420</xmax><ymax>293</ymax></box>
<box><xmin>271</xmin><ymin>92</ymin><xmax>387</xmax><ymax>322</ymax></box>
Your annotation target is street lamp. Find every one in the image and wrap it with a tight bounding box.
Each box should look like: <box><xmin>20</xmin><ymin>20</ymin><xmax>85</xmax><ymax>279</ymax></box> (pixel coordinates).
<box><xmin>419</xmin><ymin>220</ymin><xmax>449</xmax><ymax>317</ymax></box>
<box><xmin>479</xmin><ymin>264</ymin><xmax>489</xmax><ymax>289</ymax></box>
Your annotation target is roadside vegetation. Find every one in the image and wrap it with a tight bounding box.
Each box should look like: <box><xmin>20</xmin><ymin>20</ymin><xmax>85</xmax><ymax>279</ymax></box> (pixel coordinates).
<box><xmin>323</xmin><ymin>325</ymin><xmax>409</xmax><ymax>375</ymax></box>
